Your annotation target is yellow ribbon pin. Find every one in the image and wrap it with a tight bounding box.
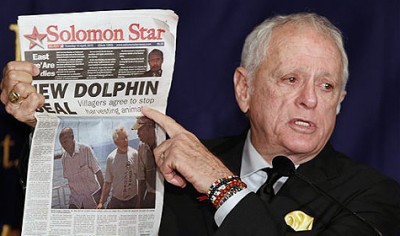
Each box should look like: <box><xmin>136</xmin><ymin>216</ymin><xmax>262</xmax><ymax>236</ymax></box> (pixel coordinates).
<box><xmin>284</xmin><ymin>210</ymin><xmax>314</xmax><ymax>231</ymax></box>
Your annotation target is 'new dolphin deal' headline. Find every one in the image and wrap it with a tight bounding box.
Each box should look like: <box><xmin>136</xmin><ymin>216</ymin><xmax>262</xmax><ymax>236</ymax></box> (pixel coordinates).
<box><xmin>34</xmin><ymin>80</ymin><xmax>158</xmax><ymax>99</ymax></box>
<box><xmin>33</xmin><ymin>80</ymin><xmax>158</xmax><ymax>114</ymax></box>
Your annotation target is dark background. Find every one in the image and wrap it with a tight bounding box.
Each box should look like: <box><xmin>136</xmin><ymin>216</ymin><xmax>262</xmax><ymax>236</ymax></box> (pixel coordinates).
<box><xmin>1</xmin><ymin>0</ymin><xmax>399</xmax><ymax>232</ymax></box>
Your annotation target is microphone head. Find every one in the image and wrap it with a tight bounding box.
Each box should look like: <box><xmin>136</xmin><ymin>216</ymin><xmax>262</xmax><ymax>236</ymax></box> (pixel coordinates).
<box><xmin>272</xmin><ymin>156</ymin><xmax>295</xmax><ymax>176</ymax></box>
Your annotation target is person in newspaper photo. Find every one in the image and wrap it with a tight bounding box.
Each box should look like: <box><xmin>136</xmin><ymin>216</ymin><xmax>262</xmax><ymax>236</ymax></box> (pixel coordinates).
<box><xmin>55</xmin><ymin>127</ymin><xmax>104</xmax><ymax>209</ymax></box>
<box><xmin>140</xmin><ymin>49</ymin><xmax>164</xmax><ymax>77</ymax></box>
<box><xmin>132</xmin><ymin>116</ymin><xmax>157</xmax><ymax>208</ymax></box>
<box><xmin>2</xmin><ymin>12</ymin><xmax>400</xmax><ymax>235</ymax></box>
<box><xmin>97</xmin><ymin>126</ymin><xmax>145</xmax><ymax>209</ymax></box>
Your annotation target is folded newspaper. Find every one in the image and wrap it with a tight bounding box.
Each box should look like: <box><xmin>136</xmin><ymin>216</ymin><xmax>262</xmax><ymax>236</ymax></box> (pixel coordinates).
<box><xmin>18</xmin><ymin>9</ymin><xmax>178</xmax><ymax>236</ymax></box>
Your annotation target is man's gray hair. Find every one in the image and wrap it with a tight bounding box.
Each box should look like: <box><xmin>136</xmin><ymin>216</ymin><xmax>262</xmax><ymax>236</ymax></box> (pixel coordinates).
<box><xmin>112</xmin><ymin>126</ymin><xmax>128</xmax><ymax>141</ymax></box>
<box><xmin>241</xmin><ymin>12</ymin><xmax>349</xmax><ymax>90</ymax></box>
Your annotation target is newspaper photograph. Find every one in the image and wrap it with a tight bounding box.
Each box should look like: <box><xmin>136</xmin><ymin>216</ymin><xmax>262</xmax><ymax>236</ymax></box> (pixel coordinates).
<box><xmin>18</xmin><ymin>9</ymin><xmax>178</xmax><ymax>236</ymax></box>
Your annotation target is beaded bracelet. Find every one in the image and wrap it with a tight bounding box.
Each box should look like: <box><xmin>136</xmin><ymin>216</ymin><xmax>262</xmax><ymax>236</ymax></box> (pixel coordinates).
<box><xmin>212</xmin><ymin>181</ymin><xmax>247</xmax><ymax>208</ymax></box>
<box><xmin>208</xmin><ymin>175</ymin><xmax>240</xmax><ymax>199</ymax></box>
<box><xmin>207</xmin><ymin>175</ymin><xmax>247</xmax><ymax>209</ymax></box>
<box><xmin>217</xmin><ymin>185</ymin><xmax>244</xmax><ymax>208</ymax></box>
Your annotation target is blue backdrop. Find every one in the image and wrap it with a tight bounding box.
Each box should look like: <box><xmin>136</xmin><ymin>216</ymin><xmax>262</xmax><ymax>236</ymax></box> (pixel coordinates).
<box><xmin>1</xmin><ymin>0</ymin><xmax>399</xmax><ymax>232</ymax></box>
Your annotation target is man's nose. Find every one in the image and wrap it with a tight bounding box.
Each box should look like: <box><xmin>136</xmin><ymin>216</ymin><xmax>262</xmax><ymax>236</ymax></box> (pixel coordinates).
<box><xmin>296</xmin><ymin>82</ymin><xmax>317</xmax><ymax>109</ymax></box>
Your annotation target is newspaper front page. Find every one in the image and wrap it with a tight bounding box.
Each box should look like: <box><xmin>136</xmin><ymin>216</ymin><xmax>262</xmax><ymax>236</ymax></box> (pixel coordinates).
<box><xmin>18</xmin><ymin>9</ymin><xmax>178</xmax><ymax>236</ymax></box>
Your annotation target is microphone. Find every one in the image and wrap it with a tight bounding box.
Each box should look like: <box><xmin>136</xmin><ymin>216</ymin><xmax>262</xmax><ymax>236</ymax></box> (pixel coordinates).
<box><xmin>272</xmin><ymin>156</ymin><xmax>383</xmax><ymax>236</ymax></box>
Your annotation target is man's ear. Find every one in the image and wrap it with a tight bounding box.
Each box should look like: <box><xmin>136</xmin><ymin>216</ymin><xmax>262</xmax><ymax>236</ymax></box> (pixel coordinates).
<box><xmin>233</xmin><ymin>67</ymin><xmax>251</xmax><ymax>113</ymax></box>
<box><xmin>336</xmin><ymin>90</ymin><xmax>347</xmax><ymax>115</ymax></box>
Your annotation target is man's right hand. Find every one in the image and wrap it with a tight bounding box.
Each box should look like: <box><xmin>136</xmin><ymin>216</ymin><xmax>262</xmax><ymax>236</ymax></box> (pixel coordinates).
<box><xmin>1</xmin><ymin>61</ymin><xmax>45</xmax><ymax>127</ymax></box>
<box><xmin>141</xmin><ymin>107</ymin><xmax>233</xmax><ymax>194</ymax></box>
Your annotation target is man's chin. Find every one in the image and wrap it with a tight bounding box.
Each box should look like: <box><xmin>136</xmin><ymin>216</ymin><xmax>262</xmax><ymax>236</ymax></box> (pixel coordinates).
<box><xmin>284</xmin><ymin>139</ymin><xmax>323</xmax><ymax>157</ymax></box>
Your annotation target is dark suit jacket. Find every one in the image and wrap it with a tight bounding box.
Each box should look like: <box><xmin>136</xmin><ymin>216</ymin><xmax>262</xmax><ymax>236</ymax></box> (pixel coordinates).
<box><xmin>159</xmin><ymin>134</ymin><xmax>400</xmax><ymax>235</ymax></box>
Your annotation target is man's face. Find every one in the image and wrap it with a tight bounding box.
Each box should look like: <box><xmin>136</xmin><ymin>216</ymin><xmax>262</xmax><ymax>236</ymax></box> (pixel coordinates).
<box><xmin>148</xmin><ymin>53</ymin><xmax>163</xmax><ymax>72</ymax></box>
<box><xmin>243</xmin><ymin>24</ymin><xmax>346</xmax><ymax>164</ymax></box>
<box><xmin>114</xmin><ymin>130</ymin><xmax>128</xmax><ymax>153</ymax></box>
<box><xmin>137</xmin><ymin>121</ymin><xmax>156</xmax><ymax>146</ymax></box>
<box><xmin>60</xmin><ymin>129</ymin><xmax>75</xmax><ymax>155</ymax></box>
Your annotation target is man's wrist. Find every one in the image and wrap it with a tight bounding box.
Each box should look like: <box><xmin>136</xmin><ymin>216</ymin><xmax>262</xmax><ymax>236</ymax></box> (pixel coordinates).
<box><xmin>207</xmin><ymin>175</ymin><xmax>247</xmax><ymax>209</ymax></box>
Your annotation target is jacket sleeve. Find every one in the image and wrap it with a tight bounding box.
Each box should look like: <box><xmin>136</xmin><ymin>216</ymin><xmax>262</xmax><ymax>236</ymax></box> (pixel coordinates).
<box><xmin>216</xmin><ymin>193</ymin><xmax>285</xmax><ymax>236</ymax></box>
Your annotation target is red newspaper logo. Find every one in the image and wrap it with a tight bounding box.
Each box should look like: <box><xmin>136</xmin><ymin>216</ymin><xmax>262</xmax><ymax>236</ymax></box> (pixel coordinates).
<box><xmin>24</xmin><ymin>26</ymin><xmax>47</xmax><ymax>49</ymax></box>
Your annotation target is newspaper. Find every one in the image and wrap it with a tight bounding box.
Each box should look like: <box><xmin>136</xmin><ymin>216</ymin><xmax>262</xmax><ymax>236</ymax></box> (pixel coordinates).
<box><xmin>18</xmin><ymin>9</ymin><xmax>178</xmax><ymax>236</ymax></box>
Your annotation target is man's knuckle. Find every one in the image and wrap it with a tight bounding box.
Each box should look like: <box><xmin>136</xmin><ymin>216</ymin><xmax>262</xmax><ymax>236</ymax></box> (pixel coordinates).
<box><xmin>7</xmin><ymin>70</ymin><xmax>19</xmax><ymax>81</ymax></box>
<box><xmin>5</xmin><ymin>61</ymin><xmax>16</xmax><ymax>71</ymax></box>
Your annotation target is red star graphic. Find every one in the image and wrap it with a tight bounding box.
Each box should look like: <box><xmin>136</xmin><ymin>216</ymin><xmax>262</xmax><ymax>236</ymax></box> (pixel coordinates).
<box><xmin>24</xmin><ymin>26</ymin><xmax>47</xmax><ymax>49</ymax></box>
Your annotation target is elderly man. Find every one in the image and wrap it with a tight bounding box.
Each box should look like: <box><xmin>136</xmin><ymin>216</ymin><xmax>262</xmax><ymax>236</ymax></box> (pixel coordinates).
<box><xmin>1</xmin><ymin>12</ymin><xmax>400</xmax><ymax>235</ymax></box>
<box><xmin>57</xmin><ymin>127</ymin><xmax>104</xmax><ymax>209</ymax></box>
<box><xmin>97</xmin><ymin>127</ymin><xmax>144</xmax><ymax>209</ymax></box>
<box><xmin>143</xmin><ymin>13</ymin><xmax>400</xmax><ymax>235</ymax></box>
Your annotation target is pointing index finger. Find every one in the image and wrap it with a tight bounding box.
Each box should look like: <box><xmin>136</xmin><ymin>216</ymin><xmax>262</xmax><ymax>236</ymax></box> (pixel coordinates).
<box><xmin>141</xmin><ymin>106</ymin><xmax>186</xmax><ymax>138</ymax></box>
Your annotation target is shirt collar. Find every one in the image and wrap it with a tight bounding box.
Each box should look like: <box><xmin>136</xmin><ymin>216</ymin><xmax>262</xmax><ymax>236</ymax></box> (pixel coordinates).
<box><xmin>73</xmin><ymin>141</ymin><xmax>80</xmax><ymax>155</ymax></box>
<box><xmin>63</xmin><ymin>141</ymin><xmax>80</xmax><ymax>158</ymax></box>
<box><xmin>240</xmin><ymin>131</ymin><xmax>272</xmax><ymax>178</ymax></box>
<box><xmin>240</xmin><ymin>130</ymin><xmax>299</xmax><ymax>178</ymax></box>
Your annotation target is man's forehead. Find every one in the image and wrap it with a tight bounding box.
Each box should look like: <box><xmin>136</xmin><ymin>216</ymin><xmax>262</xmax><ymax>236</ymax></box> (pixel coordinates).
<box><xmin>60</xmin><ymin>129</ymin><xmax>73</xmax><ymax>137</ymax></box>
<box><xmin>266</xmin><ymin>25</ymin><xmax>341</xmax><ymax>75</ymax></box>
<box><xmin>149</xmin><ymin>53</ymin><xmax>162</xmax><ymax>58</ymax></box>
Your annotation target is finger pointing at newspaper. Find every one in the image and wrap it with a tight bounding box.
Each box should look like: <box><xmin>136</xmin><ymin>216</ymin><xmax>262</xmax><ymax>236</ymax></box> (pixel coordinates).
<box><xmin>141</xmin><ymin>106</ymin><xmax>233</xmax><ymax>194</ymax></box>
